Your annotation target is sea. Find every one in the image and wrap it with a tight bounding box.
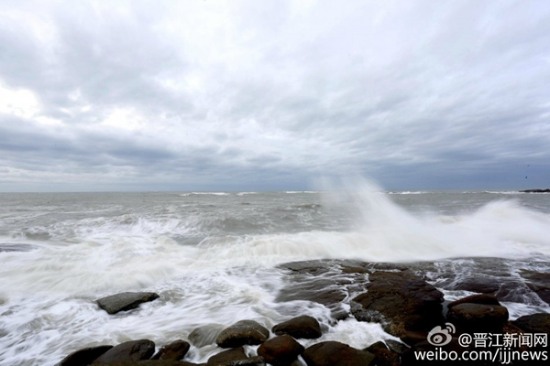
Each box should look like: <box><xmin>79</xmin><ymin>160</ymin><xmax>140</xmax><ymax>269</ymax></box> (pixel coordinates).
<box><xmin>1</xmin><ymin>181</ymin><xmax>549</xmax><ymax>365</ymax></box>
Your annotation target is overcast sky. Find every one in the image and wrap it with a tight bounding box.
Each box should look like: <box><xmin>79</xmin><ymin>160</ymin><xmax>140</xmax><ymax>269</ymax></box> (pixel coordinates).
<box><xmin>1</xmin><ymin>0</ymin><xmax>549</xmax><ymax>192</ymax></box>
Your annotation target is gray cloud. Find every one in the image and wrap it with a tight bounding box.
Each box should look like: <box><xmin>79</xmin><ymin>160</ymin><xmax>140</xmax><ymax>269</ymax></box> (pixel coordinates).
<box><xmin>1</xmin><ymin>0</ymin><xmax>549</xmax><ymax>191</ymax></box>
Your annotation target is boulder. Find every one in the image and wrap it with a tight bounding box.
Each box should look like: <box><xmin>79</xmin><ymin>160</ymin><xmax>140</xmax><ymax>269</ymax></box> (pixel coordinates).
<box><xmin>351</xmin><ymin>270</ymin><xmax>444</xmax><ymax>338</ymax></box>
<box><xmin>257</xmin><ymin>335</ymin><xmax>304</xmax><ymax>366</ymax></box>
<box><xmin>189</xmin><ymin>324</ymin><xmax>225</xmax><ymax>347</ymax></box>
<box><xmin>91</xmin><ymin>339</ymin><xmax>155</xmax><ymax>365</ymax></box>
<box><xmin>364</xmin><ymin>341</ymin><xmax>403</xmax><ymax>366</ymax></box>
<box><xmin>96</xmin><ymin>292</ymin><xmax>159</xmax><ymax>315</ymax></box>
<box><xmin>302</xmin><ymin>341</ymin><xmax>375</xmax><ymax>366</ymax></box>
<box><xmin>520</xmin><ymin>270</ymin><xmax>550</xmax><ymax>304</ymax></box>
<box><xmin>152</xmin><ymin>340</ymin><xmax>190</xmax><ymax>361</ymax></box>
<box><xmin>272</xmin><ymin>316</ymin><xmax>322</xmax><ymax>339</ymax></box>
<box><xmin>59</xmin><ymin>345</ymin><xmax>113</xmax><ymax>366</ymax></box>
<box><xmin>447</xmin><ymin>303</ymin><xmax>509</xmax><ymax>331</ymax></box>
<box><xmin>216</xmin><ymin>320</ymin><xmax>269</xmax><ymax>348</ymax></box>
<box><xmin>447</xmin><ymin>293</ymin><xmax>500</xmax><ymax>307</ymax></box>
<box><xmin>513</xmin><ymin>313</ymin><xmax>550</xmax><ymax>334</ymax></box>
<box><xmin>206</xmin><ymin>347</ymin><xmax>264</xmax><ymax>366</ymax></box>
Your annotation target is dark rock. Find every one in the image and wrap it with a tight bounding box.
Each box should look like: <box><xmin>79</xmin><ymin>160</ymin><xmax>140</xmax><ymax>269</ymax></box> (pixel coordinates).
<box><xmin>447</xmin><ymin>294</ymin><xmax>500</xmax><ymax>307</ymax></box>
<box><xmin>257</xmin><ymin>335</ymin><xmax>304</xmax><ymax>366</ymax></box>
<box><xmin>364</xmin><ymin>341</ymin><xmax>401</xmax><ymax>366</ymax></box>
<box><xmin>152</xmin><ymin>340</ymin><xmax>190</xmax><ymax>361</ymax></box>
<box><xmin>215</xmin><ymin>320</ymin><xmax>269</xmax><ymax>348</ymax></box>
<box><xmin>351</xmin><ymin>270</ymin><xmax>444</xmax><ymax>338</ymax></box>
<box><xmin>272</xmin><ymin>316</ymin><xmax>322</xmax><ymax>339</ymax></box>
<box><xmin>206</xmin><ymin>347</ymin><xmax>264</xmax><ymax>366</ymax></box>
<box><xmin>520</xmin><ymin>270</ymin><xmax>550</xmax><ymax>304</ymax></box>
<box><xmin>189</xmin><ymin>324</ymin><xmax>225</xmax><ymax>347</ymax></box>
<box><xmin>453</xmin><ymin>279</ymin><xmax>500</xmax><ymax>294</ymax></box>
<box><xmin>91</xmin><ymin>339</ymin><xmax>155</xmax><ymax>365</ymax></box>
<box><xmin>137</xmin><ymin>361</ymin><xmax>205</xmax><ymax>366</ymax></box>
<box><xmin>513</xmin><ymin>313</ymin><xmax>550</xmax><ymax>333</ymax></box>
<box><xmin>302</xmin><ymin>341</ymin><xmax>375</xmax><ymax>366</ymax></box>
<box><xmin>447</xmin><ymin>303</ymin><xmax>509</xmax><ymax>331</ymax></box>
<box><xmin>96</xmin><ymin>292</ymin><xmax>159</xmax><ymax>315</ymax></box>
<box><xmin>59</xmin><ymin>345</ymin><xmax>113</xmax><ymax>366</ymax></box>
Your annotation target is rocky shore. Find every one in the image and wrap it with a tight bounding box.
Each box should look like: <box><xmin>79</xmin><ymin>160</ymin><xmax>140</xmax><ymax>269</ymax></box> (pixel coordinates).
<box><xmin>59</xmin><ymin>259</ymin><xmax>550</xmax><ymax>366</ymax></box>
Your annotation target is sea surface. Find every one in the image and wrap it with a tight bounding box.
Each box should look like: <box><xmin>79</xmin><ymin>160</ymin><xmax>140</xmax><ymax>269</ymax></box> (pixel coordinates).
<box><xmin>1</xmin><ymin>183</ymin><xmax>550</xmax><ymax>365</ymax></box>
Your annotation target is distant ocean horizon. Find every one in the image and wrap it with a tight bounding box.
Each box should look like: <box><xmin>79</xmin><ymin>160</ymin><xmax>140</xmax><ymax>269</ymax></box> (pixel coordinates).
<box><xmin>1</xmin><ymin>183</ymin><xmax>549</xmax><ymax>365</ymax></box>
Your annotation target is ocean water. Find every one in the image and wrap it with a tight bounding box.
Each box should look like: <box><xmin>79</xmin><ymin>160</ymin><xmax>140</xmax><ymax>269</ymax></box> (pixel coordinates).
<box><xmin>1</xmin><ymin>183</ymin><xmax>549</xmax><ymax>365</ymax></box>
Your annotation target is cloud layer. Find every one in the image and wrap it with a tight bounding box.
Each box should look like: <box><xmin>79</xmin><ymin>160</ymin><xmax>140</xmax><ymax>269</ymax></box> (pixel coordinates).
<box><xmin>1</xmin><ymin>0</ymin><xmax>549</xmax><ymax>191</ymax></box>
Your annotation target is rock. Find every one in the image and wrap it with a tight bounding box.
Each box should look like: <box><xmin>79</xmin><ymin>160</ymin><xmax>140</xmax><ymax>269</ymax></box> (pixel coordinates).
<box><xmin>138</xmin><ymin>361</ymin><xmax>205</xmax><ymax>366</ymax></box>
<box><xmin>96</xmin><ymin>292</ymin><xmax>159</xmax><ymax>315</ymax></box>
<box><xmin>216</xmin><ymin>320</ymin><xmax>269</xmax><ymax>348</ymax></box>
<box><xmin>206</xmin><ymin>347</ymin><xmax>264</xmax><ymax>366</ymax></box>
<box><xmin>59</xmin><ymin>345</ymin><xmax>113</xmax><ymax>366</ymax></box>
<box><xmin>447</xmin><ymin>303</ymin><xmax>509</xmax><ymax>331</ymax></box>
<box><xmin>302</xmin><ymin>341</ymin><xmax>375</xmax><ymax>366</ymax></box>
<box><xmin>257</xmin><ymin>335</ymin><xmax>304</xmax><ymax>366</ymax></box>
<box><xmin>91</xmin><ymin>339</ymin><xmax>155</xmax><ymax>365</ymax></box>
<box><xmin>351</xmin><ymin>270</ymin><xmax>444</xmax><ymax>338</ymax></box>
<box><xmin>272</xmin><ymin>316</ymin><xmax>322</xmax><ymax>339</ymax></box>
<box><xmin>189</xmin><ymin>324</ymin><xmax>225</xmax><ymax>347</ymax></box>
<box><xmin>520</xmin><ymin>269</ymin><xmax>550</xmax><ymax>304</ymax></box>
<box><xmin>513</xmin><ymin>313</ymin><xmax>550</xmax><ymax>333</ymax></box>
<box><xmin>152</xmin><ymin>340</ymin><xmax>190</xmax><ymax>361</ymax></box>
<box><xmin>453</xmin><ymin>279</ymin><xmax>500</xmax><ymax>294</ymax></box>
<box><xmin>364</xmin><ymin>341</ymin><xmax>401</xmax><ymax>366</ymax></box>
<box><xmin>447</xmin><ymin>293</ymin><xmax>500</xmax><ymax>307</ymax></box>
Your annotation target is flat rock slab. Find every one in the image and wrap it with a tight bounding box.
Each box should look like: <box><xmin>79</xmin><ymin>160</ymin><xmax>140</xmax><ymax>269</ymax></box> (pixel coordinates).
<box><xmin>96</xmin><ymin>292</ymin><xmax>159</xmax><ymax>314</ymax></box>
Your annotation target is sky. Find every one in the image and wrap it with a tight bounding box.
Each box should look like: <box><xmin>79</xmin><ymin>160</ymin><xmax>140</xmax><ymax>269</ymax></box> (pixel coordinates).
<box><xmin>1</xmin><ymin>0</ymin><xmax>549</xmax><ymax>192</ymax></box>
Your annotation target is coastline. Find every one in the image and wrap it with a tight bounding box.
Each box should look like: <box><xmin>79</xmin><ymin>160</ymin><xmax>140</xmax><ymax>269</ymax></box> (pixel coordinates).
<box><xmin>59</xmin><ymin>258</ymin><xmax>550</xmax><ymax>366</ymax></box>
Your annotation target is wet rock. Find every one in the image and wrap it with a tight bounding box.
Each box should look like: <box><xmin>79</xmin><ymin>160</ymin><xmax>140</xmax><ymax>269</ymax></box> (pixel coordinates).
<box><xmin>447</xmin><ymin>294</ymin><xmax>500</xmax><ymax>307</ymax></box>
<box><xmin>513</xmin><ymin>313</ymin><xmax>550</xmax><ymax>333</ymax></box>
<box><xmin>351</xmin><ymin>270</ymin><xmax>444</xmax><ymax>338</ymax></box>
<box><xmin>138</xmin><ymin>361</ymin><xmax>205</xmax><ymax>366</ymax></box>
<box><xmin>59</xmin><ymin>345</ymin><xmax>113</xmax><ymax>366</ymax></box>
<box><xmin>257</xmin><ymin>335</ymin><xmax>304</xmax><ymax>366</ymax></box>
<box><xmin>453</xmin><ymin>278</ymin><xmax>500</xmax><ymax>294</ymax></box>
<box><xmin>302</xmin><ymin>341</ymin><xmax>375</xmax><ymax>366</ymax></box>
<box><xmin>152</xmin><ymin>340</ymin><xmax>190</xmax><ymax>361</ymax></box>
<box><xmin>520</xmin><ymin>269</ymin><xmax>550</xmax><ymax>304</ymax></box>
<box><xmin>364</xmin><ymin>341</ymin><xmax>402</xmax><ymax>366</ymax></box>
<box><xmin>272</xmin><ymin>315</ymin><xmax>322</xmax><ymax>339</ymax></box>
<box><xmin>96</xmin><ymin>292</ymin><xmax>159</xmax><ymax>315</ymax></box>
<box><xmin>189</xmin><ymin>324</ymin><xmax>225</xmax><ymax>347</ymax></box>
<box><xmin>447</xmin><ymin>303</ymin><xmax>509</xmax><ymax>332</ymax></box>
<box><xmin>215</xmin><ymin>320</ymin><xmax>269</xmax><ymax>348</ymax></box>
<box><xmin>206</xmin><ymin>347</ymin><xmax>264</xmax><ymax>366</ymax></box>
<box><xmin>92</xmin><ymin>339</ymin><xmax>155</xmax><ymax>365</ymax></box>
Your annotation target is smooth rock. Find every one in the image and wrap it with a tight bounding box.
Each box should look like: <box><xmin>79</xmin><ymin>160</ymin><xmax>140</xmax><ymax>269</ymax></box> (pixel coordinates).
<box><xmin>447</xmin><ymin>303</ymin><xmax>509</xmax><ymax>331</ymax></box>
<box><xmin>257</xmin><ymin>335</ymin><xmax>304</xmax><ymax>366</ymax></box>
<box><xmin>215</xmin><ymin>320</ymin><xmax>269</xmax><ymax>348</ymax></box>
<box><xmin>206</xmin><ymin>347</ymin><xmax>264</xmax><ymax>366</ymax></box>
<box><xmin>152</xmin><ymin>340</ymin><xmax>190</xmax><ymax>361</ymax></box>
<box><xmin>302</xmin><ymin>341</ymin><xmax>375</xmax><ymax>366</ymax></box>
<box><xmin>92</xmin><ymin>339</ymin><xmax>155</xmax><ymax>365</ymax></box>
<box><xmin>59</xmin><ymin>345</ymin><xmax>113</xmax><ymax>366</ymax></box>
<box><xmin>96</xmin><ymin>292</ymin><xmax>159</xmax><ymax>315</ymax></box>
<box><xmin>513</xmin><ymin>313</ymin><xmax>550</xmax><ymax>333</ymax></box>
<box><xmin>272</xmin><ymin>316</ymin><xmax>322</xmax><ymax>339</ymax></box>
